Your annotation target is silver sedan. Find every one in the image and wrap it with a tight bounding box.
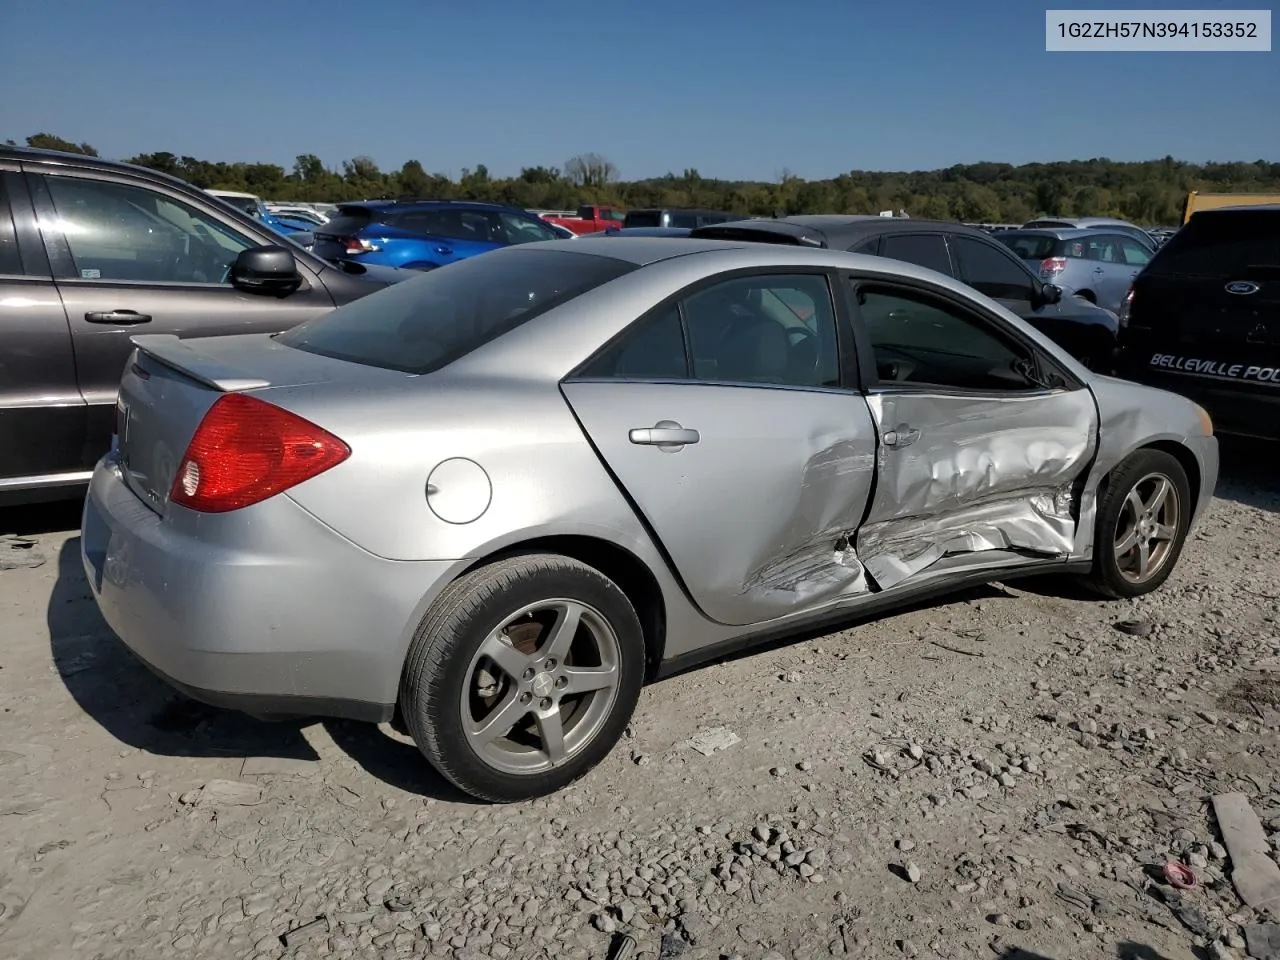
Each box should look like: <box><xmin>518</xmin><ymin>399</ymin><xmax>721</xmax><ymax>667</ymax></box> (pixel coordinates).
<box><xmin>82</xmin><ymin>238</ymin><xmax>1218</xmax><ymax>802</ymax></box>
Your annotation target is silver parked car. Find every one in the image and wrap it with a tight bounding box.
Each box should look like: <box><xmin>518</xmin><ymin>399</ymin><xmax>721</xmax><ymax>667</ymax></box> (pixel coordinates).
<box><xmin>82</xmin><ymin>239</ymin><xmax>1218</xmax><ymax>802</ymax></box>
<box><xmin>994</xmin><ymin>227</ymin><xmax>1153</xmax><ymax>313</ymax></box>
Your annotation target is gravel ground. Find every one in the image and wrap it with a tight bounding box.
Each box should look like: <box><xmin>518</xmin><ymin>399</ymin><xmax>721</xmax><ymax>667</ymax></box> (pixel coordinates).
<box><xmin>1</xmin><ymin>439</ymin><xmax>1278</xmax><ymax>960</ymax></box>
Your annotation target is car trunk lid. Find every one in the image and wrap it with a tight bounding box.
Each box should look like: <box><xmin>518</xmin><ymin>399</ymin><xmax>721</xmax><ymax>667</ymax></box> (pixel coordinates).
<box><xmin>115</xmin><ymin>333</ymin><xmax>402</xmax><ymax>515</ymax></box>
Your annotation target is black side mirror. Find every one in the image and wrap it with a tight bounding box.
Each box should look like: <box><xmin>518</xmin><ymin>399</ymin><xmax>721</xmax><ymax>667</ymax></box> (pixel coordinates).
<box><xmin>230</xmin><ymin>245</ymin><xmax>302</xmax><ymax>296</ymax></box>
<box><xmin>1039</xmin><ymin>282</ymin><xmax>1064</xmax><ymax>305</ymax></box>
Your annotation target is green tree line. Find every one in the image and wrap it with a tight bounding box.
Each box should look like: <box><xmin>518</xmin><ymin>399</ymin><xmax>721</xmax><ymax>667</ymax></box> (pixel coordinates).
<box><xmin>12</xmin><ymin>132</ymin><xmax>1280</xmax><ymax>226</ymax></box>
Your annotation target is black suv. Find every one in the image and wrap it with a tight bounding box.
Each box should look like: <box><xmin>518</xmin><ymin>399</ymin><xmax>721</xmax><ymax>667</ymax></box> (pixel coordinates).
<box><xmin>0</xmin><ymin>146</ymin><xmax>406</xmax><ymax>504</ymax></box>
<box><xmin>690</xmin><ymin>216</ymin><xmax>1121</xmax><ymax>369</ymax></box>
<box><xmin>1115</xmin><ymin>205</ymin><xmax>1280</xmax><ymax>440</ymax></box>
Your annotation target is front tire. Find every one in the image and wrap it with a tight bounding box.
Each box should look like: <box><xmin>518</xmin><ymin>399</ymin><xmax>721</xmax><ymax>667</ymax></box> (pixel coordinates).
<box><xmin>1087</xmin><ymin>449</ymin><xmax>1191</xmax><ymax>599</ymax></box>
<box><xmin>399</xmin><ymin>554</ymin><xmax>644</xmax><ymax>802</ymax></box>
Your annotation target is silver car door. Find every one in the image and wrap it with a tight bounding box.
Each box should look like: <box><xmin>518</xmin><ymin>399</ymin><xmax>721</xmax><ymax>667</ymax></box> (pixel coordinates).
<box><xmin>562</xmin><ymin>270</ymin><xmax>878</xmax><ymax>627</ymax></box>
<box><xmin>847</xmin><ymin>274</ymin><xmax>1098</xmax><ymax>590</ymax></box>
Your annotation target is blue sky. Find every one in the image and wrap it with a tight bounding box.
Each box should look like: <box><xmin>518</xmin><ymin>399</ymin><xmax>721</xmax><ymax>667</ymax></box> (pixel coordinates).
<box><xmin>4</xmin><ymin>0</ymin><xmax>1276</xmax><ymax>180</ymax></box>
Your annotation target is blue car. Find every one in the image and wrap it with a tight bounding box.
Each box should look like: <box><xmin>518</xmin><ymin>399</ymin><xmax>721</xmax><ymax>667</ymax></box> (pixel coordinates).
<box><xmin>204</xmin><ymin>190</ymin><xmax>314</xmax><ymax>237</ymax></box>
<box><xmin>312</xmin><ymin>200</ymin><xmax>562</xmax><ymax>270</ymax></box>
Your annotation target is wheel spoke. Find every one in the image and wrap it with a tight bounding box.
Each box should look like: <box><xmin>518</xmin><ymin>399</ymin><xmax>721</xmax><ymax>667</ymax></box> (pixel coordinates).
<box><xmin>1137</xmin><ymin>539</ymin><xmax>1151</xmax><ymax>580</ymax></box>
<box><xmin>1151</xmin><ymin>523</ymin><xmax>1175</xmax><ymax>541</ymax></box>
<box><xmin>1144</xmin><ymin>477</ymin><xmax>1171</xmax><ymax>514</ymax></box>
<box><xmin>562</xmin><ymin>664</ymin><xmax>618</xmax><ymax>696</ymax></box>
<box><xmin>466</xmin><ymin>688</ymin><xmax>529</xmax><ymax>748</ymax></box>
<box><xmin>536</xmin><ymin>708</ymin><xmax>567</xmax><ymax>765</ymax></box>
<box><xmin>1124</xmin><ymin>488</ymin><xmax>1144</xmax><ymax>520</ymax></box>
<box><xmin>478</xmin><ymin>631</ymin><xmax>532</xmax><ymax>681</ymax></box>
<box><xmin>1115</xmin><ymin>527</ymin><xmax>1139</xmax><ymax>555</ymax></box>
<box><xmin>543</xmin><ymin>602</ymin><xmax>584</xmax><ymax>661</ymax></box>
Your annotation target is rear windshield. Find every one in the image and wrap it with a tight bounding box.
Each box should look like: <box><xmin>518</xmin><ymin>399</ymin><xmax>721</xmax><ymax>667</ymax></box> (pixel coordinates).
<box><xmin>623</xmin><ymin>210</ymin><xmax>662</xmax><ymax>228</ymax></box>
<box><xmin>1146</xmin><ymin>211</ymin><xmax>1280</xmax><ymax>277</ymax></box>
<box><xmin>995</xmin><ymin>234</ymin><xmax>1062</xmax><ymax>260</ymax></box>
<box><xmin>319</xmin><ymin>207</ymin><xmax>379</xmax><ymax>235</ymax></box>
<box><xmin>276</xmin><ymin>249</ymin><xmax>636</xmax><ymax>374</ymax></box>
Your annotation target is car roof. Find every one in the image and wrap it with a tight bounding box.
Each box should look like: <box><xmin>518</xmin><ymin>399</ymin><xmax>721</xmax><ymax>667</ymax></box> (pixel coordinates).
<box><xmin>0</xmin><ymin>143</ymin><xmax>208</xmax><ymax>193</ymax></box>
<box><xmin>697</xmin><ymin>215</ymin><xmax>996</xmax><ymax>249</ymax></box>
<box><xmin>996</xmin><ymin>227</ymin><xmax>1108</xmax><ymax>239</ymax></box>
<box><xmin>1192</xmin><ymin>203</ymin><xmax>1280</xmax><ymax>216</ymax></box>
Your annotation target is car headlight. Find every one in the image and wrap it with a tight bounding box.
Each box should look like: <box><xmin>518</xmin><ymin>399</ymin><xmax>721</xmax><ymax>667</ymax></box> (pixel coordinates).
<box><xmin>1193</xmin><ymin>404</ymin><xmax>1213</xmax><ymax>437</ymax></box>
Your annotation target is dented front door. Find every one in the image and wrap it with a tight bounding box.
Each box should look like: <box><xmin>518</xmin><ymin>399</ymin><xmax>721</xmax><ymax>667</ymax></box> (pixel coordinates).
<box><xmin>848</xmin><ymin>279</ymin><xmax>1099</xmax><ymax>589</ymax></box>
<box><xmin>561</xmin><ymin>381</ymin><xmax>878</xmax><ymax>626</ymax></box>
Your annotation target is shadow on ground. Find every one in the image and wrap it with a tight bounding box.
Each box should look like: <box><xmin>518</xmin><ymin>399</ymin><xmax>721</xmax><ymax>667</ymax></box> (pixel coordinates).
<box><xmin>1209</xmin><ymin>435</ymin><xmax>1280</xmax><ymax>512</ymax></box>
<box><xmin>46</xmin><ymin>537</ymin><xmax>474</xmax><ymax>803</ymax></box>
<box><xmin>996</xmin><ymin>943</ymin><xmax>1209</xmax><ymax>960</ymax></box>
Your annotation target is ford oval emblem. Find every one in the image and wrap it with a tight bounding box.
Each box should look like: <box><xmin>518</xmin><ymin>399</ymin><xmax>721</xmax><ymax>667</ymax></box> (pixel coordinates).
<box><xmin>1225</xmin><ymin>280</ymin><xmax>1260</xmax><ymax>295</ymax></box>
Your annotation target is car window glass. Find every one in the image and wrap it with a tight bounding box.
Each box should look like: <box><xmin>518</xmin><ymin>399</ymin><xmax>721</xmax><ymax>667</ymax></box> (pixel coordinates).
<box><xmin>581</xmin><ymin>274</ymin><xmax>841</xmax><ymax>389</ymax></box>
<box><xmin>280</xmin><ymin>249</ymin><xmax>635</xmax><ymax>374</ymax></box>
<box><xmin>997</xmin><ymin>234</ymin><xmax>1059</xmax><ymax>260</ymax></box>
<box><xmin>1119</xmin><ymin>238</ymin><xmax>1152</xmax><ymax>265</ymax></box>
<box><xmin>851</xmin><ymin>237</ymin><xmax>879</xmax><ymax>255</ymax></box>
<box><xmin>579</xmin><ymin>305</ymin><xmax>688</xmax><ymax>379</ymax></box>
<box><xmin>878</xmin><ymin>234</ymin><xmax>953</xmax><ymax>276</ymax></box>
<box><xmin>498</xmin><ymin>212</ymin><xmax>557</xmax><ymax>244</ymax></box>
<box><xmin>949</xmin><ymin>235</ymin><xmax>1036</xmax><ymax>301</ymax></box>
<box><xmin>0</xmin><ymin>181</ymin><xmax>22</xmax><ymax>275</ymax></box>
<box><xmin>683</xmin><ymin>274</ymin><xmax>840</xmax><ymax>387</ymax></box>
<box><xmin>855</xmin><ymin>283</ymin><xmax>1039</xmax><ymax>392</ymax></box>
<box><xmin>44</xmin><ymin>177</ymin><xmax>253</xmax><ymax>283</ymax></box>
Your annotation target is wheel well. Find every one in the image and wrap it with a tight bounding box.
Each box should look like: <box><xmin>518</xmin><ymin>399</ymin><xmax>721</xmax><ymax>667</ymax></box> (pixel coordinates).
<box><xmin>464</xmin><ymin>536</ymin><xmax>667</xmax><ymax>674</ymax></box>
<box><xmin>1075</xmin><ymin>289</ymin><xmax>1096</xmax><ymax>302</ymax></box>
<box><xmin>1098</xmin><ymin>440</ymin><xmax>1202</xmax><ymax>507</ymax></box>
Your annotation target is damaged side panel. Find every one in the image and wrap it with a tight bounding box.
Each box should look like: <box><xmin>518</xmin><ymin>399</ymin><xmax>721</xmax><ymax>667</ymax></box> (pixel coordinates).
<box><xmin>857</xmin><ymin>388</ymin><xmax>1098</xmax><ymax>590</ymax></box>
<box><xmin>560</xmin><ymin>381</ymin><xmax>878</xmax><ymax>626</ymax></box>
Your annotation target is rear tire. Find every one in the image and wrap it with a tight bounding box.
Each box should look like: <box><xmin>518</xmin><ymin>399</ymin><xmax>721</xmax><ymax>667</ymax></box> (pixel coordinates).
<box><xmin>399</xmin><ymin>554</ymin><xmax>644</xmax><ymax>802</ymax></box>
<box><xmin>1086</xmin><ymin>449</ymin><xmax>1191</xmax><ymax>599</ymax></box>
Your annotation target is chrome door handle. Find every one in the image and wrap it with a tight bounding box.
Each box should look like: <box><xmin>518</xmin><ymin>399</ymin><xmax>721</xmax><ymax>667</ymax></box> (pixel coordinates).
<box><xmin>882</xmin><ymin>427</ymin><xmax>920</xmax><ymax>449</ymax></box>
<box><xmin>86</xmin><ymin>310</ymin><xmax>152</xmax><ymax>325</ymax></box>
<box><xmin>629</xmin><ymin>420</ymin><xmax>700</xmax><ymax>449</ymax></box>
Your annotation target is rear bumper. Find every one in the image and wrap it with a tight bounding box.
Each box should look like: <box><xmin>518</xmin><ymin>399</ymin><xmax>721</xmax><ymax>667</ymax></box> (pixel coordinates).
<box><xmin>81</xmin><ymin>454</ymin><xmax>461</xmax><ymax>721</ymax></box>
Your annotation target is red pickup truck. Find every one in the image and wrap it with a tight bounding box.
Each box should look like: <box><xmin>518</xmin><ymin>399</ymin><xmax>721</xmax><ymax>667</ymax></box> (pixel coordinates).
<box><xmin>540</xmin><ymin>205</ymin><xmax>626</xmax><ymax>235</ymax></box>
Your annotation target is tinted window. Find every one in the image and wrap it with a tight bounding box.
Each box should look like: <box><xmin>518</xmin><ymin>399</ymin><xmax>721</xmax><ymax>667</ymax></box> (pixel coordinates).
<box><xmin>580</xmin><ymin>306</ymin><xmax>687</xmax><ymax>379</ymax></box>
<box><xmin>855</xmin><ymin>284</ymin><xmax>1037</xmax><ymax>392</ymax></box>
<box><xmin>623</xmin><ymin>211</ymin><xmax>662</xmax><ymax>228</ymax></box>
<box><xmin>320</xmin><ymin>208</ymin><xmax>379</xmax><ymax>235</ymax></box>
<box><xmin>878</xmin><ymin>234</ymin><xmax>952</xmax><ymax>276</ymax></box>
<box><xmin>278</xmin><ymin>249</ymin><xmax>635</xmax><ymax>374</ymax></box>
<box><xmin>996</xmin><ymin>233</ymin><xmax>1060</xmax><ymax>260</ymax></box>
<box><xmin>45</xmin><ymin>177</ymin><xmax>253</xmax><ymax>283</ymax></box>
<box><xmin>1146</xmin><ymin>211</ymin><xmax>1280</xmax><ymax>277</ymax></box>
<box><xmin>1119</xmin><ymin>237</ymin><xmax>1152</xmax><ymax>266</ymax></box>
<box><xmin>582</xmin><ymin>274</ymin><xmax>841</xmax><ymax>388</ymax></box>
<box><xmin>498</xmin><ymin>212</ymin><xmax>558</xmax><ymax>244</ymax></box>
<box><xmin>0</xmin><ymin>180</ymin><xmax>22</xmax><ymax>275</ymax></box>
<box><xmin>851</xmin><ymin>237</ymin><xmax>879</xmax><ymax>255</ymax></box>
<box><xmin>949</xmin><ymin>235</ymin><xmax>1036</xmax><ymax>301</ymax></box>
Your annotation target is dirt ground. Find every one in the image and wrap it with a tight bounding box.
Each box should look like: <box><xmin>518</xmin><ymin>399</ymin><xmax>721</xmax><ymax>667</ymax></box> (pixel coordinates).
<box><xmin>1</xmin><ymin>439</ymin><xmax>1278</xmax><ymax>960</ymax></box>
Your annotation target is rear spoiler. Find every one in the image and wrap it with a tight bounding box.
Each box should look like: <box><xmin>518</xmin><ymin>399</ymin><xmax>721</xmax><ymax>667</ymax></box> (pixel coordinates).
<box><xmin>129</xmin><ymin>335</ymin><xmax>270</xmax><ymax>392</ymax></box>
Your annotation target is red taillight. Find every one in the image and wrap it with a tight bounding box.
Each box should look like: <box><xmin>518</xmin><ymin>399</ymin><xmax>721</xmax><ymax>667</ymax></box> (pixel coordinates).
<box><xmin>1123</xmin><ymin>285</ymin><xmax>1134</xmax><ymax>305</ymax></box>
<box><xmin>1040</xmin><ymin>256</ymin><xmax>1068</xmax><ymax>278</ymax></box>
<box><xmin>343</xmin><ymin>236</ymin><xmax>379</xmax><ymax>254</ymax></box>
<box><xmin>169</xmin><ymin>394</ymin><xmax>350</xmax><ymax>513</ymax></box>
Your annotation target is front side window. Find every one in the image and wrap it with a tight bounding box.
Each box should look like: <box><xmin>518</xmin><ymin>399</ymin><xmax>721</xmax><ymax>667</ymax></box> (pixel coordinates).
<box><xmin>855</xmin><ymin>283</ymin><xmax>1039</xmax><ymax>393</ymax></box>
<box><xmin>0</xmin><ymin>180</ymin><xmax>22</xmax><ymax>276</ymax></box>
<box><xmin>44</xmin><ymin>177</ymin><xmax>253</xmax><ymax>283</ymax></box>
<box><xmin>498</xmin><ymin>212</ymin><xmax>558</xmax><ymax>244</ymax></box>
<box><xmin>278</xmin><ymin>248</ymin><xmax>635</xmax><ymax>374</ymax></box>
<box><xmin>949</xmin><ymin>235</ymin><xmax>1037</xmax><ymax>301</ymax></box>
<box><xmin>878</xmin><ymin>234</ymin><xmax>953</xmax><ymax>276</ymax></box>
<box><xmin>580</xmin><ymin>273</ymin><xmax>841</xmax><ymax>389</ymax></box>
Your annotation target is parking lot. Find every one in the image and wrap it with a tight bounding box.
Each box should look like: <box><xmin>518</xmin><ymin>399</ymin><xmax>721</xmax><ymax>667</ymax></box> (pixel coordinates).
<box><xmin>0</xmin><ymin>438</ymin><xmax>1275</xmax><ymax>960</ymax></box>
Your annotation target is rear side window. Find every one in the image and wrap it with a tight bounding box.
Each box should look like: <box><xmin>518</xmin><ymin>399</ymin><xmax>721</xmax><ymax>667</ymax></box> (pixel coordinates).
<box><xmin>996</xmin><ymin>234</ymin><xmax>1060</xmax><ymax>260</ymax></box>
<box><xmin>277</xmin><ymin>249</ymin><xmax>636</xmax><ymax>374</ymax></box>
<box><xmin>321</xmin><ymin>208</ymin><xmax>379</xmax><ymax>235</ymax></box>
<box><xmin>624</xmin><ymin>211</ymin><xmax>662</xmax><ymax>228</ymax></box>
<box><xmin>1147</xmin><ymin>211</ymin><xmax>1280</xmax><ymax>277</ymax></box>
<box><xmin>0</xmin><ymin>179</ymin><xmax>22</xmax><ymax>275</ymax></box>
<box><xmin>878</xmin><ymin>234</ymin><xmax>953</xmax><ymax>276</ymax></box>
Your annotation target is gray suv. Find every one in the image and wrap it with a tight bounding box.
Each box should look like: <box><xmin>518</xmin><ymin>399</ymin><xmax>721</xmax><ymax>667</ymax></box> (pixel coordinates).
<box><xmin>0</xmin><ymin>146</ymin><xmax>405</xmax><ymax>504</ymax></box>
<box><xmin>993</xmin><ymin>227</ymin><xmax>1153</xmax><ymax>314</ymax></box>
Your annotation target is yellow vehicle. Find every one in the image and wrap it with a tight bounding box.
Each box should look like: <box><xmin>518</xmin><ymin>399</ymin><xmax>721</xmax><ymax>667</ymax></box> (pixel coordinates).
<box><xmin>1183</xmin><ymin>191</ymin><xmax>1280</xmax><ymax>223</ymax></box>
